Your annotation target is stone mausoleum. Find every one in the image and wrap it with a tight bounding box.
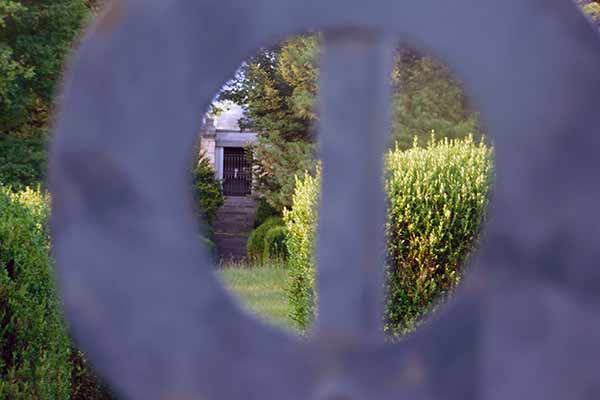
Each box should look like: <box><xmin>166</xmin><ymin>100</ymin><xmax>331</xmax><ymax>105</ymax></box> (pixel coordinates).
<box><xmin>199</xmin><ymin>104</ymin><xmax>258</xmax><ymax>197</ymax></box>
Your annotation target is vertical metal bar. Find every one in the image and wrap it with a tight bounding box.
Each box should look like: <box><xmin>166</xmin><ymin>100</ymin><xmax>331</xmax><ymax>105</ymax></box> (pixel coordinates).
<box><xmin>315</xmin><ymin>30</ymin><xmax>393</xmax><ymax>344</ymax></box>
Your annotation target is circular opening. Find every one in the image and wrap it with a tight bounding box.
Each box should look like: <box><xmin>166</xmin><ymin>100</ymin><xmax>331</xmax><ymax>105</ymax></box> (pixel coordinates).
<box><xmin>191</xmin><ymin>33</ymin><xmax>495</xmax><ymax>336</ymax></box>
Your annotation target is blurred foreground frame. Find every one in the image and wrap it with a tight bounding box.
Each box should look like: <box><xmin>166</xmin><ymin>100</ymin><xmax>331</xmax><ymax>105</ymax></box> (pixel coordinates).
<box><xmin>49</xmin><ymin>0</ymin><xmax>600</xmax><ymax>399</ymax></box>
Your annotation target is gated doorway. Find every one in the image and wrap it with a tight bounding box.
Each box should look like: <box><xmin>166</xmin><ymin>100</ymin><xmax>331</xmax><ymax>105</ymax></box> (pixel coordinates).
<box><xmin>222</xmin><ymin>147</ymin><xmax>251</xmax><ymax>196</ymax></box>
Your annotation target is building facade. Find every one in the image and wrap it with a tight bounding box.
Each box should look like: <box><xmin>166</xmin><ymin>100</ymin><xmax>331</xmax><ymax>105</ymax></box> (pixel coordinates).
<box><xmin>199</xmin><ymin>105</ymin><xmax>258</xmax><ymax>197</ymax></box>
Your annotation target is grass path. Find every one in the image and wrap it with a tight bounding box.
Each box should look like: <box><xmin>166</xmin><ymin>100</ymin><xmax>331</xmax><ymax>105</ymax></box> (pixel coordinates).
<box><xmin>218</xmin><ymin>265</ymin><xmax>292</xmax><ymax>330</ymax></box>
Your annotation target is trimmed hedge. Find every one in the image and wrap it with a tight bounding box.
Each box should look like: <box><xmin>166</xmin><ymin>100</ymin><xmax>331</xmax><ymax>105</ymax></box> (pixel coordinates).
<box><xmin>0</xmin><ymin>186</ymin><xmax>116</xmax><ymax>399</ymax></box>
<box><xmin>283</xmin><ymin>172</ymin><xmax>319</xmax><ymax>329</ymax></box>
<box><xmin>247</xmin><ymin>217</ymin><xmax>284</xmax><ymax>264</ymax></box>
<box><xmin>254</xmin><ymin>197</ymin><xmax>280</xmax><ymax>228</ymax></box>
<box><xmin>284</xmin><ymin>136</ymin><xmax>493</xmax><ymax>334</ymax></box>
<box><xmin>385</xmin><ymin>136</ymin><xmax>493</xmax><ymax>335</ymax></box>
<box><xmin>263</xmin><ymin>225</ymin><xmax>289</xmax><ymax>262</ymax></box>
<box><xmin>0</xmin><ymin>187</ymin><xmax>71</xmax><ymax>398</ymax></box>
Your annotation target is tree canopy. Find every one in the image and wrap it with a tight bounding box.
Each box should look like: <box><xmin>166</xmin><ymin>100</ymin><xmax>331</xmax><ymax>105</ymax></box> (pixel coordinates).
<box><xmin>220</xmin><ymin>37</ymin><xmax>319</xmax><ymax>212</ymax></box>
<box><xmin>221</xmin><ymin>0</ymin><xmax>599</xmax><ymax>212</ymax></box>
<box><xmin>221</xmin><ymin>36</ymin><xmax>479</xmax><ymax>211</ymax></box>
<box><xmin>0</xmin><ymin>0</ymin><xmax>89</xmax><ymax>137</ymax></box>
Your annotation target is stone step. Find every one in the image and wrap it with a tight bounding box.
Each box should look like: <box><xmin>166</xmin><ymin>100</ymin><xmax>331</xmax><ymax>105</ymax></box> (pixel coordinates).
<box><xmin>222</xmin><ymin>196</ymin><xmax>257</xmax><ymax>205</ymax></box>
<box><xmin>220</xmin><ymin>201</ymin><xmax>255</xmax><ymax>207</ymax></box>
<box><xmin>221</xmin><ymin>201</ymin><xmax>257</xmax><ymax>208</ymax></box>
<box><xmin>213</xmin><ymin>216</ymin><xmax>255</xmax><ymax>231</ymax></box>
<box><xmin>216</xmin><ymin>210</ymin><xmax>256</xmax><ymax>218</ymax></box>
<box><xmin>217</xmin><ymin>207</ymin><xmax>256</xmax><ymax>214</ymax></box>
<box><xmin>216</xmin><ymin>216</ymin><xmax>253</xmax><ymax>223</ymax></box>
<box><xmin>223</xmin><ymin>197</ymin><xmax>256</xmax><ymax>203</ymax></box>
<box><xmin>215</xmin><ymin>210</ymin><xmax>255</xmax><ymax>217</ymax></box>
<box><xmin>214</xmin><ymin>225</ymin><xmax>255</xmax><ymax>232</ymax></box>
<box><xmin>217</xmin><ymin>206</ymin><xmax>257</xmax><ymax>214</ymax></box>
<box><xmin>214</xmin><ymin>234</ymin><xmax>249</xmax><ymax>262</ymax></box>
<box><xmin>212</xmin><ymin>196</ymin><xmax>257</xmax><ymax>262</ymax></box>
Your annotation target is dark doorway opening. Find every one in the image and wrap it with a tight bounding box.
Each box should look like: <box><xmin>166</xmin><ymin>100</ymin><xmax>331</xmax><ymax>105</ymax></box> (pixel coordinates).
<box><xmin>223</xmin><ymin>147</ymin><xmax>251</xmax><ymax>196</ymax></box>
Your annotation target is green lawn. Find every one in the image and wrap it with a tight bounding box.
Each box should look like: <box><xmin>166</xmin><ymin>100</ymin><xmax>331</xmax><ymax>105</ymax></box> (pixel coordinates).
<box><xmin>218</xmin><ymin>264</ymin><xmax>292</xmax><ymax>330</ymax></box>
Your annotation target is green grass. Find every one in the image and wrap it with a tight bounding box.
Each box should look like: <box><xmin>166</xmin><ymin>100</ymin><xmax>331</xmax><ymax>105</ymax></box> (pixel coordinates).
<box><xmin>218</xmin><ymin>262</ymin><xmax>292</xmax><ymax>330</ymax></box>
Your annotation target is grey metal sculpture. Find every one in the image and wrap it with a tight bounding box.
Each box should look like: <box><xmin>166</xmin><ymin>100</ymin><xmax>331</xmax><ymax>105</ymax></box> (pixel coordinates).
<box><xmin>49</xmin><ymin>0</ymin><xmax>600</xmax><ymax>399</ymax></box>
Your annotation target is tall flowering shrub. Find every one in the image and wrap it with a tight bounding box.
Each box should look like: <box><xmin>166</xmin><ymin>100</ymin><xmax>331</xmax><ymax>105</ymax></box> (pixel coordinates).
<box><xmin>385</xmin><ymin>136</ymin><xmax>493</xmax><ymax>335</ymax></box>
<box><xmin>285</xmin><ymin>137</ymin><xmax>494</xmax><ymax>334</ymax></box>
<box><xmin>283</xmin><ymin>170</ymin><xmax>320</xmax><ymax>330</ymax></box>
<box><xmin>0</xmin><ymin>187</ymin><xmax>70</xmax><ymax>398</ymax></box>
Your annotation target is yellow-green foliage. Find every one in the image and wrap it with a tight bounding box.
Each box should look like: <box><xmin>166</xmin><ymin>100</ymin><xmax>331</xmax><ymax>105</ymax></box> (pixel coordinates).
<box><xmin>0</xmin><ymin>187</ymin><xmax>114</xmax><ymax>399</ymax></box>
<box><xmin>385</xmin><ymin>136</ymin><xmax>493</xmax><ymax>335</ymax></box>
<box><xmin>285</xmin><ymin>137</ymin><xmax>493</xmax><ymax>334</ymax></box>
<box><xmin>581</xmin><ymin>0</ymin><xmax>600</xmax><ymax>23</ymax></box>
<box><xmin>283</xmin><ymin>170</ymin><xmax>320</xmax><ymax>330</ymax></box>
<box><xmin>0</xmin><ymin>186</ymin><xmax>71</xmax><ymax>399</ymax></box>
<box><xmin>9</xmin><ymin>186</ymin><xmax>51</xmax><ymax>226</ymax></box>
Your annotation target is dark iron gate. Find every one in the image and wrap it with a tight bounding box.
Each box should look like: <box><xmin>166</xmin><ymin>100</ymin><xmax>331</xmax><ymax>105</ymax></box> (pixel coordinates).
<box><xmin>223</xmin><ymin>147</ymin><xmax>251</xmax><ymax>196</ymax></box>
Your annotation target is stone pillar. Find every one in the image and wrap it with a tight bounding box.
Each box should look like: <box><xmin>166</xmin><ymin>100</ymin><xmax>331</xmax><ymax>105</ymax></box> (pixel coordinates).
<box><xmin>199</xmin><ymin>117</ymin><xmax>217</xmax><ymax>169</ymax></box>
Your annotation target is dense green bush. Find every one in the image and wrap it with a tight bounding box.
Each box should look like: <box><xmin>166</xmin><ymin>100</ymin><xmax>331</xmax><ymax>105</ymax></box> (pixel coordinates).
<box><xmin>284</xmin><ymin>137</ymin><xmax>493</xmax><ymax>334</ymax></box>
<box><xmin>0</xmin><ymin>187</ymin><xmax>71</xmax><ymax>398</ymax></box>
<box><xmin>0</xmin><ymin>187</ymin><xmax>115</xmax><ymax>399</ymax></box>
<box><xmin>385</xmin><ymin>136</ymin><xmax>493</xmax><ymax>335</ymax></box>
<box><xmin>253</xmin><ymin>198</ymin><xmax>288</xmax><ymax>262</ymax></box>
<box><xmin>192</xmin><ymin>153</ymin><xmax>224</xmax><ymax>226</ymax></box>
<box><xmin>254</xmin><ymin>197</ymin><xmax>280</xmax><ymax>228</ymax></box>
<box><xmin>0</xmin><ymin>135</ymin><xmax>47</xmax><ymax>189</ymax></box>
<box><xmin>246</xmin><ymin>217</ymin><xmax>283</xmax><ymax>264</ymax></box>
<box><xmin>263</xmin><ymin>225</ymin><xmax>289</xmax><ymax>262</ymax></box>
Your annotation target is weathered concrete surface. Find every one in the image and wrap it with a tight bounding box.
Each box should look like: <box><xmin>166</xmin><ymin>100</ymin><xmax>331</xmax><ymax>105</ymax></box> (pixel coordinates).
<box><xmin>50</xmin><ymin>0</ymin><xmax>600</xmax><ymax>399</ymax></box>
<box><xmin>213</xmin><ymin>196</ymin><xmax>257</xmax><ymax>262</ymax></box>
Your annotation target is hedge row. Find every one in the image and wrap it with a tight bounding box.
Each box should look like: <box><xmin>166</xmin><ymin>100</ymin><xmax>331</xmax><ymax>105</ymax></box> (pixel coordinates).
<box><xmin>284</xmin><ymin>136</ymin><xmax>494</xmax><ymax>335</ymax></box>
<box><xmin>247</xmin><ymin>217</ymin><xmax>288</xmax><ymax>264</ymax></box>
<box><xmin>0</xmin><ymin>186</ymin><xmax>114</xmax><ymax>399</ymax></box>
<box><xmin>283</xmin><ymin>172</ymin><xmax>320</xmax><ymax>328</ymax></box>
<box><xmin>0</xmin><ymin>187</ymin><xmax>70</xmax><ymax>398</ymax></box>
